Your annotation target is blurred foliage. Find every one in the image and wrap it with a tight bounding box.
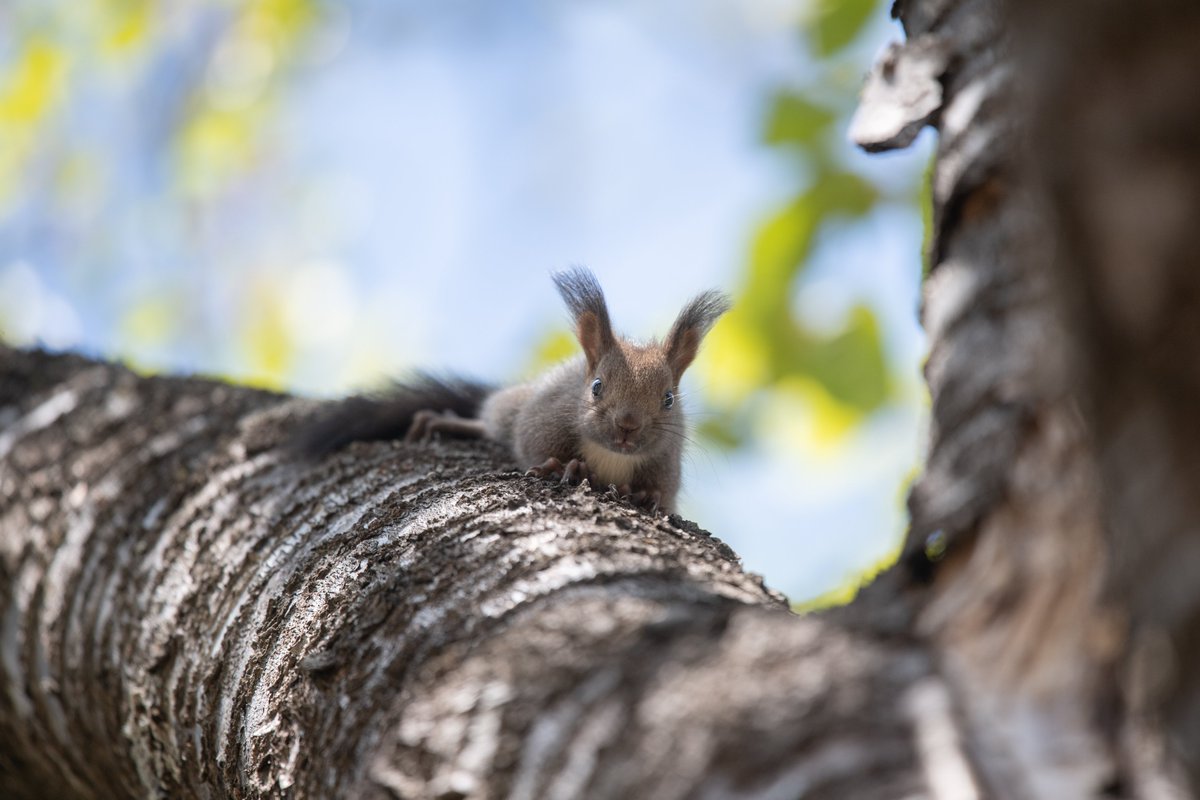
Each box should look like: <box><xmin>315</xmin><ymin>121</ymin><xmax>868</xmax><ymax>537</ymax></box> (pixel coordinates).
<box><xmin>176</xmin><ymin>0</ymin><xmax>318</xmax><ymax>198</ymax></box>
<box><xmin>1</xmin><ymin>0</ymin><xmax>924</xmax><ymax>601</ymax></box>
<box><xmin>792</xmin><ymin>540</ymin><xmax>899</xmax><ymax>613</ymax></box>
<box><xmin>700</xmin><ymin>0</ymin><xmax>906</xmax><ymax>454</ymax></box>
<box><xmin>2</xmin><ymin>0</ymin><xmax>909</xmax><ymax>411</ymax></box>
<box><xmin>809</xmin><ymin>0</ymin><xmax>879</xmax><ymax>57</ymax></box>
<box><xmin>0</xmin><ymin>38</ymin><xmax>68</xmax><ymax>213</ymax></box>
<box><xmin>920</xmin><ymin>156</ymin><xmax>935</xmax><ymax>276</ymax></box>
<box><xmin>524</xmin><ymin>329</ymin><xmax>581</xmax><ymax>378</ymax></box>
<box><xmin>0</xmin><ymin>0</ymin><xmax>321</xmax><ymax>380</ymax></box>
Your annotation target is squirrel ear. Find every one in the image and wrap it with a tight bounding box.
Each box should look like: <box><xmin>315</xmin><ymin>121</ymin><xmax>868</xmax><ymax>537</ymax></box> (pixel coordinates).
<box><xmin>553</xmin><ymin>266</ymin><xmax>615</xmax><ymax>371</ymax></box>
<box><xmin>575</xmin><ymin>311</ymin><xmax>608</xmax><ymax>371</ymax></box>
<box><xmin>665</xmin><ymin>290</ymin><xmax>731</xmax><ymax>379</ymax></box>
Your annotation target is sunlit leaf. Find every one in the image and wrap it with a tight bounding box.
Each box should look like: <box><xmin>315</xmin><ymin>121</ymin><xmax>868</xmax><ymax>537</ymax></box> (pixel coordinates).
<box><xmin>103</xmin><ymin>0</ymin><xmax>153</xmax><ymax>56</ymax></box>
<box><xmin>789</xmin><ymin>304</ymin><xmax>889</xmax><ymax>412</ymax></box>
<box><xmin>248</xmin><ymin>0</ymin><xmax>319</xmax><ymax>44</ymax></box>
<box><xmin>808</xmin><ymin>0</ymin><xmax>878</xmax><ymax>57</ymax></box>
<box><xmin>176</xmin><ymin>105</ymin><xmax>259</xmax><ymax>197</ymax></box>
<box><xmin>0</xmin><ymin>38</ymin><xmax>67</xmax><ymax>125</ymax></box>
<box><xmin>812</xmin><ymin>169</ymin><xmax>877</xmax><ymax>218</ymax></box>
<box><xmin>763</xmin><ymin>91</ymin><xmax>835</xmax><ymax>147</ymax></box>
<box><xmin>920</xmin><ymin>153</ymin><xmax>935</xmax><ymax>276</ymax></box>
<box><xmin>746</xmin><ymin>196</ymin><xmax>816</xmax><ymax>318</ymax></box>
<box><xmin>703</xmin><ymin>310</ymin><xmax>772</xmax><ymax>407</ymax></box>
<box><xmin>525</xmin><ymin>329</ymin><xmax>579</xmax><ymax>376</ymax></box>
<box><xmin>768</xmin><ymin>375</ymin><xmax>863</xmax><ymax>451</ymax></box>
<box><xmin>0</xmin><ymin>38</ymin><xmax>69</xmax><ymax>211</ymax></box>
<box><xmin>238</xmin><ymin>281</ymin><xmax>293</xmax><ymax>390</ymax></box>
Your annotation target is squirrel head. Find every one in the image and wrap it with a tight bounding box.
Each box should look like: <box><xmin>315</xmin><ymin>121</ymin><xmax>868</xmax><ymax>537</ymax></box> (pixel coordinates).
<box><xmin>552</xmin><ymin>266</ymin><xmax>730</xmax><ymax>458</ymax></box>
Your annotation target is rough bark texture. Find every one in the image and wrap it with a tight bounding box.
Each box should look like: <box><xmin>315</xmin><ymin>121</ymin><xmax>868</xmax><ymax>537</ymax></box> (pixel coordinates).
<box><xmin>854</xmin><ymin>0</ymin><xmax>1193</xmax><ymax>796</ymax></box>
<box><xmin>857</xmin><ymin>2</ymin><xmax>1126</xmax><ymax>794</ymax></box>
<box><xmin>4</xmin><ymin>0</ymin><xmax>1200</xmax><ymax>797</ymax></box>
<box><xmin>0</xmin><ymin>347</ymin><xmax>941</xmax><ymax>798</ymax></box>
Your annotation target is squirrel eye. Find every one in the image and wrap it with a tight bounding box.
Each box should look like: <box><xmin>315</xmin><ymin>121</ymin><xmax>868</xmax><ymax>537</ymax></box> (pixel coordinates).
<box><xmin>663</xmin><ymin>390</ymin><xmax>674</xmax><ymax>409</ymax></box>
<box><xmin>591</xmin><ymin>378</ymin><xmax>603</xmax><ymax>398</ymax></box>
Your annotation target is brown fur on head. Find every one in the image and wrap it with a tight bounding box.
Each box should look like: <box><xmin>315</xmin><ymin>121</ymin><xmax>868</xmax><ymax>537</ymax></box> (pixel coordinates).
<box><xmin>551</xmin><ymin>267</ymin><xmax>731</xmax><ymax>457</ymax></box>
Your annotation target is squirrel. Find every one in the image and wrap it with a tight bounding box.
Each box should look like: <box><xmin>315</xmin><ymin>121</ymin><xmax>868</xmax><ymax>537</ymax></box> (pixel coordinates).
<box><xmin>299</xmin><ymin>267</ymin><xmax>730</xmax><ymax>514</ymax></box>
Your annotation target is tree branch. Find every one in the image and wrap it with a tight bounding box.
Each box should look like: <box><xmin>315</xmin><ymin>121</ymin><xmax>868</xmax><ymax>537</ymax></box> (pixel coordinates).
<box><xmin>1</xmin><ymin>347</ymin><xmax>934</xmax><ymax>799</ymax></box>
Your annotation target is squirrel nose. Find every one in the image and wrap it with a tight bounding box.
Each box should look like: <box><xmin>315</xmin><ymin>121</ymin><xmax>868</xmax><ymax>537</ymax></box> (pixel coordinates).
<box><xmin>616</xmin><ymin>414</ymin><xmax>642</xmax><ymax>435</ymax></box>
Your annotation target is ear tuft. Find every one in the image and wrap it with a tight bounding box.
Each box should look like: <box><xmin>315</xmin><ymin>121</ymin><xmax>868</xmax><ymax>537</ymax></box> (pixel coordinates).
<box><xmin>553</xmin><ymin>266</ymin><xmax>615</xmax><ymax>370</ymax></box>
<box><xmin>665</xmin><ymin>290</ymin><xmax>731</xmax><ymax>379</ymax></box>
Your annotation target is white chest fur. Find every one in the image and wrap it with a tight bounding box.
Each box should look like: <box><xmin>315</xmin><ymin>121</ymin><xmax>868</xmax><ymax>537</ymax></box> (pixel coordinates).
<box><xmin>580</xmin><ymin>440</ymin><xmax>645</xmax><ymax>488</ymax></box>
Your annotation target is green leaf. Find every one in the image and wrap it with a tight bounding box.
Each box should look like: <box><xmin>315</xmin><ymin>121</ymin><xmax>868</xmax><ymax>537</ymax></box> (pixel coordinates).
<box><xmin>763</xmin><ymin>91</ymin><xmax>835</xmax><ymax>147</ymax></box>
<box><xmin>741</xmin><ymin>175</ymin><xmax>875</xmax><ymax>335</ymax></box>
<box><xmin>809</xmin><ymin>0</ymin><xmax>878</xmax><ymax>57</ymax></box>
<box><xmin>919</xmin><ymin>152</ymin><xmax>935</xmax><ymax>276</ymax></box>
<box><xmin>696</xmin><ymin>417</ymin><xmax>744</xmax><ymax>450</ymax></box>
<box><xmin>745</xmin><ymin>196</ymin><xmax>817</xmax><ymax>320</ymax></box>
<box><xmin>790</xmin><ymin>304</ymin><xmax>890</xmax><ymax>411</ymax></box>
<box><xmin>812</xmin><ymin>169</ymin><xmax>877</xmax><ymax>218</ymax></box>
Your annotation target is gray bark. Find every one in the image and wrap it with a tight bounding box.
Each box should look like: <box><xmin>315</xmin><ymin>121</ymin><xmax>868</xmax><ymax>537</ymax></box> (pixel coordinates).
<box><xmin>854</xmin><ymin>0</ymin><xmax>1195</xmax><ymax>796</ymax></box>
<box><xmin>0</xmin><ymin>347</ymin><xmax>935</xmax><ymax>798</ymax></box>
<box><xmin>3</xmin><ymin>0</ymin><xmax>1200</xmax><ymax>796</ymax></box>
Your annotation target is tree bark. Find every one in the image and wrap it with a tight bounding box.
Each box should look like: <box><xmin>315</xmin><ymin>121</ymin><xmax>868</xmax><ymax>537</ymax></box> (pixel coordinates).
<box><xmin>852</xmin><ymin>0</ymin><xmax>1193</xmax><ymax>796</ymax></box>
<box><xmin>3</xmin><ymin>0</ymin><xmax>1200</xmax><ymax>797</ymax></box>
<box><xmin>1014</xmin><ymin>0</ymin><xmax>1200</xmax><ymax>791</ymax></box>
<box><xmin>0</xmin><ymin>347</ymin><xmax>938</xmax><ymax>798</ymax></box>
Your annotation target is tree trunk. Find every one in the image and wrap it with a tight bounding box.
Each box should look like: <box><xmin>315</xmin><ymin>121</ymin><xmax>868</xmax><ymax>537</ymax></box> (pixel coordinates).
<box><xmin>852</xmin><ymin>0</ymin><xmax>1196</xmax><ymax>796</ymax></box>
<box><xmin>1015</xmin><ymin>0</ymin><xmax>1200</xmax><ymax>792</ymax></box>
<box><xmin>2</xmin><ymin>0</ymin><xmax>1199</xmax><ymax>797</ymax></box>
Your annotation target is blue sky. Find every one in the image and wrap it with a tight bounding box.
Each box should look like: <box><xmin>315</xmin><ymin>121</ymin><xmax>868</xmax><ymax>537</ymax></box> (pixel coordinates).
<box><xmin>0</xmin><ymin>0</ymin><xmax>931</xmax><ymax>600</ymax></box>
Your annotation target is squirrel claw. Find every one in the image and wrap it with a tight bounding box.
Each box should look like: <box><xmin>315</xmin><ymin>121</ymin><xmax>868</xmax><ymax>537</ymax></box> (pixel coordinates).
<box><xmin>598</xmin><ymin>484</ymin><xmax>660</xmax><ymax>514</ymax></box>
<box><xmin>526</xmin><ymin>457</ymin><xmax>565</xmax><ymax>481</ymax></box>
<box><xmin>406</xmin><ymin>408</ymin><xmax>476</xmax><ymax>443</ymax></box>
<box><xmin>404</xmin><ymin>409</ymin><xmax>436</xmax><ymax>443</ymax></box>
<box><xmin>560</xmin><ymin>458</ymin><xmax>589</xmax><ymax>485</ymax></box>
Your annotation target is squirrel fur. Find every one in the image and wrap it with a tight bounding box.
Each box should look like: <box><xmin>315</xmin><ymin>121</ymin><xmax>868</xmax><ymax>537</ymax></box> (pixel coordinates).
<box><xmin>300</xmin><ymin>267</ymin><xmax>730</xmax><ymax>514</ymax></box>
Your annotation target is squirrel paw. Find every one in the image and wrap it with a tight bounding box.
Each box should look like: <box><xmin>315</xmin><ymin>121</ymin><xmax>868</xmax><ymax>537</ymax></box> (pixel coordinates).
<box><xmin>627</xmin><ymin>490</ymin><xmax>662</xmax><ymax>515</ymax></box>
<box><xmin>604</xmin><ymin>484</ymin><xmax>661</xmax><ymax>514</ymax></box>
<box><xmin>526</xmin><ymin>457</ymin><xmax>565</xmax><ymax>481</ymax></box>
<box><xmin>560</xmin><ymin>458</ymin><xmax>591</xmax><ymax>486</ymax></box>
<box><xmin>526</xmin><ymin>457</ymin><xmax>593</xmax><ymax>486</ymax></box>
<box><xmin>405</xmin><ymin>409</ymin><xmax>485</xmax><ymax>444</ymax></box>
<box><xmin>405</xmin><ymin>409</ymin><xmax>443</xmax><ymax>443</ymax></box>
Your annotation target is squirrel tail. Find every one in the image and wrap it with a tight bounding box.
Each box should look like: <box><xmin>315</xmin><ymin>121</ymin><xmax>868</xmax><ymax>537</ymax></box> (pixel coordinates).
<box><xmin>294</xmin><ymin>372</ymin><xmax>495</xmax><ymax>457</ymax></box>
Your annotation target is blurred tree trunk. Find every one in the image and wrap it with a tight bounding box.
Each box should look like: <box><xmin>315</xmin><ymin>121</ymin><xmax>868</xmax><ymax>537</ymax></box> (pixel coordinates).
<box><xmin>2</xmin><ymin>1</ymin><xmax>1200</xmax><ymax>799</ymax></box>
<box><xmin>852</xmin><ymin>0</ymin><xmax>1200</xmax><ymax>796</ymax></box>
